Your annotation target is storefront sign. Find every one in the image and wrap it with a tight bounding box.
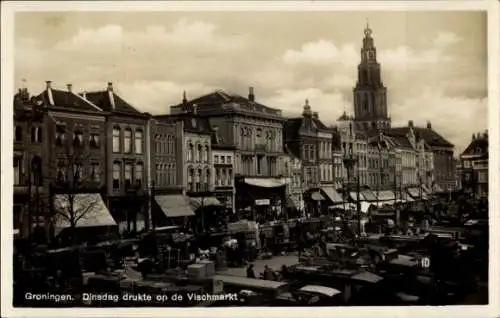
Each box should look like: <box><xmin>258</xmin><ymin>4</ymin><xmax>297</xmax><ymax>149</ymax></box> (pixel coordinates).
<box><xmin>255</xmin><ymin>199</ymin><xmax>270</xmax><ymax>206</ymax></box>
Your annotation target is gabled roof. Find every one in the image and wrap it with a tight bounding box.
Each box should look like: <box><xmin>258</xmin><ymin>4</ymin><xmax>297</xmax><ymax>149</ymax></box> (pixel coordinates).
<box><xmin>37</xmin><ymin>88</ymin><xmax>102</xmax><ymax>113</ymax></box>
<box><xmin>391</xmin><ymin>135</ymin><xmax>414</xmax><ymax>150</ymax></box>
<box><xmin>387</xmin><ymin>126</ymin><xmax>453</xmax><ymax>148</ymax></box>
<box><xmin>461</xmin><ymin>136</ymin><xmax>488</xmax><ymax>157</ymax></box>
<box><xmin>174</xmin><ymin>90</ymin><xmax>282</xmax><ymax>116</ymax></box>
<box><xmin>83</xmin><ymin>90</ymin><xmax>142</xmax><ymax>115</ymax></box>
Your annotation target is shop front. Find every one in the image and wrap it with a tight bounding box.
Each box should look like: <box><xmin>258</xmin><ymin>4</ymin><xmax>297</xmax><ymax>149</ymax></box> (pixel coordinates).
<box><xmin>235</xmin><ymin>177</ymin><xmax>286</xmax><ymax>224</ymax></box>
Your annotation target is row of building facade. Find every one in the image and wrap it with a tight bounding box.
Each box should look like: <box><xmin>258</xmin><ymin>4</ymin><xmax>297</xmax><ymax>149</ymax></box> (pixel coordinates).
<box><xmin>13</xmin><ymin>25</ymin><xmax>459</xmax><ymax>238</ymax></box>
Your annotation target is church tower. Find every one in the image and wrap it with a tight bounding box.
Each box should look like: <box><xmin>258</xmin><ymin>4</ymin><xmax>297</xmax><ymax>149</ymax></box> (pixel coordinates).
<box><xmin>353</xmin><ymin>22</ymin><xmax>390</xmax><ymax>131</ymax></box>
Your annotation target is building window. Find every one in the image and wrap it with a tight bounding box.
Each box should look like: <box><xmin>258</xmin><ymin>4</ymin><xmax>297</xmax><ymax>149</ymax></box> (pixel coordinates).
<box><xmin>203</xmin><ymin>169</ymin><xmax>209</xmax><ymax>191</ymax></box>
<box><xmin>221</xmin><ymin>169</ymin><xmax>226</xmax><ymax>186</ymax></box>
<box><xmin>57</xmin><ymin>165</ymin><xmax>66</xmax><ymax>184</ymax></box>
<box><xmin>135</xmin><ymin>163</ymin><xmax>143</xmax><ymax>187</ymax></box>
<box><xmin>124</xmin><ymin>164</ymin><xmax>132</xmax><ymax>188</ymax></box>
<box><xmin>13</xmin><ymin>157</ymin><xmax>21</xmax><ymax>185</ymax></box>
<box><xmin>172</xmin><ymin>164</ymin><xmax>176</xmax><ymax>184</ymax></box>
<box><xmin>31</xmin><ymin>127</ymin><xmax>42</xmax><ymax>143</ymax></box>
<box><xmin>196</xmin><ymin>169</ymin><xmax>202</xmax><ymax>191</ymax></box>
<box><xmin>15</xmin><ymin>126</ymin><xmax>22</xmax><ymax>142</ymax></box>
<box><xmin>91</xmin><ymin>163</ymin><xmax>100</xmax><ymax>183</ymax></box>
<box><xmin>113</xmin><ymin>162</ymin><xmax>121</xmax><ymax>190</ymax></box>
<box><xmin>204</xmin><ymin>145</ymin><xmax>209</xmax><ymax>162</ymax></box>
<box><xmin>188</xmin><ymin>143</ymin><xmax>194</xmax><ymax>162</ymax></box>
<box><xmin>188</xmin><ymin>168</ymin><xmax>194</xmax><ymax>192</ymax></box>
<box><xmin>135</xmin><ymin>130</ymin><xmax>143</xmax><ymax>154</ymax></box>
<box><xmin>227</xmin><ymin>156</ymin><xmax>232</xmax><ymax>164</ymax></box>
<box><xmin>56</xmin><ymin>125</ymin><xmax>66</xmax><ymax>146</ymax></box>
<box><xmin>90</xmin><ymin>133</ymin><xmax>100</xmax><ymax>148</ymax></box>
<box><xmin>30</xmin><ymin>157</ymin><xmax>42</xmax><ymax>186</ymax></box>
<box><xmin>73</xmin><ymin>131</ymin><xmax>83</xmax><ymax>147</ymax></box>
<box><xmin>228</xmin><ymin>168</ymin><xmax>233</xmax><ymax>185</ymax></box>
<box><xmin>112</xmin><ymin>128</ymin><xmax>120</xmax><ymax>153</ymax></box>
<box><xmin>214</xmin><ymin>155</ymin><xmax>219</xmax><ymax>164</ymax></box>
<box><xmin>478</xmin><ymin>171</ymin><xmax>488</xmax><ymax>183</ymax></box>
<box><xmin>124</xmin><ymin>129</ymin><xmax>132</xmax><ymax>153</ymax></box>
<box><xmin>73</xmin><ymin>163</ymin><xmax>82</xmax><ymax>184</ymax></box>
<box><xmin>197</xmin><ymin>144</ymin><xmax>202</xmax><ymax>162</ymax></box>
<box><xmin>221</xmin><ymin>156</ymin><xmax>225</xmax><ymax>164</ymax></box>
<box><xmin>216</xmin><ymin>169</ymin><xmax>221</xmax><ymax>186</ymax></box>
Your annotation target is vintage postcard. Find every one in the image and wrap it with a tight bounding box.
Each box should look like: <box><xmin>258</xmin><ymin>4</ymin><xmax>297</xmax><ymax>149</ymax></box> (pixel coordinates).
<box><xmin>1</xmin><ymin>1</ymin><xmax>498</xmax><ymax>317</ymax></box>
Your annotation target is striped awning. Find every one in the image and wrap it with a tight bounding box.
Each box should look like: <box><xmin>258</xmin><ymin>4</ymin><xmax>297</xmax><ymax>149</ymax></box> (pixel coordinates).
<box><xmin>361</xmin><ymin>190</ymin><xmax>377</xmax><ymax>201</ymax></box>
<box><xmin>321</xmin><ymin>186</ymin><xmax>343</xmax><ymax>203</ymax></box>
<box><xmin>377</xmin><ymin>190</ymin><xmax>396</xmax><ymax>202</ymax></box>
<box><xmin>311</xmin><ymin>191</ymin><xmax>325</xmax><ymax>201</ymax></box>
<box><xmin>407</xmin><ymin>188</ymin><xmax>421</xmax><ymax>199</ymax></box>
<box><xmin>155</xmin><ymin>195</ymin><xmax>195</xmax><ymax>218</ymax></box>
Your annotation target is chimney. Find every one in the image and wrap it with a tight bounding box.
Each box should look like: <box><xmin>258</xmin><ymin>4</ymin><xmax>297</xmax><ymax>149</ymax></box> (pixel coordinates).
<box><xmin>408</xmin><ymin>120</ymin><xmax>414</xmax><ymax>128</ymax></box>
<box><xmin>312</xmin><ymin>112</ymin><xmax>319</xmax><ymax>119</ymax></box>
<box><xmin>472</xmin><ymin>133</ymin><xmax>476</xmax><ymax>140</ymax></box>
<box><xmin>107</xmin><ymin>82</ymin><xmax>116</xmax><ymax>109</ymax></box>
<box><xmin>46</xmin><ymin>80</ymin><xmax>54</xmax><ymax>106</ymax></box>
<box><xmin>82</xmin><ymin>91</ymin><xmax>87</xmax><ymax>99</ymax></box>
<box><xmin>67</xmin><ymin>84</ymin><xmax>73</xmax><ymax>93</ymax></box>
<box><xmin>248</xmin><ymin>87</ymin><xmax>255</xmax><ymax>102</ymax></box>
<box><xmin>483</xmin><ymin>130</ymin><xmax>488</xmax><ymax>139</ymax></box>
<box><xmin>192</xmin><ymin>103</ymin><xmax>198</xmax><ymax>115</ymax></box>
<box><xmin>426</xmin><ymin>121</ymin><xmax>431</xmax><ymax>129</ymax></box>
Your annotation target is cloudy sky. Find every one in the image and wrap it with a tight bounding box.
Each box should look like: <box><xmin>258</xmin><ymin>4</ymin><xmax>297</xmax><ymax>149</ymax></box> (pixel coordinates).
<box><xmin>15</xmin><ymin>10</ymin><xmax>487</xmax><ymax>153</ymax></box>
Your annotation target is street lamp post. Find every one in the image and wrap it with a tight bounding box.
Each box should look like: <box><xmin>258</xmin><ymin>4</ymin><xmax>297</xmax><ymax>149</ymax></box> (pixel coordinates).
<box><xmin>343</xmin><ymin>143</ymin><xmax>361</xmax><ymax>236</ymax></box>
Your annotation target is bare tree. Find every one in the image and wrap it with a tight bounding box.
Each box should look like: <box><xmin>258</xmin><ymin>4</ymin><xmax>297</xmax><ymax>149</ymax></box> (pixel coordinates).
<box><xmin>48</xmin><ymin>126</ymin><xmax>105</xmax><ymax>243</ymax></box>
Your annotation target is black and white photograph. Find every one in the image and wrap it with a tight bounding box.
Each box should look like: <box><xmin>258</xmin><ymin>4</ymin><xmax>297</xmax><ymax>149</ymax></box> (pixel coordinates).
<box><xmin>1</xmin><ymin>1</ymin><xmax>498</xmax><ymax>317</ymax></box>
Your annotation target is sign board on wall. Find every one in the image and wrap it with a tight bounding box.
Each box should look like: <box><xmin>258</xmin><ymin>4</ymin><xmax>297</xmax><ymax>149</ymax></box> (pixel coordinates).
<box><xmin>255</xmin><ymin>199</ymin><xmax>270</xmax><ymax>206</ymax></box>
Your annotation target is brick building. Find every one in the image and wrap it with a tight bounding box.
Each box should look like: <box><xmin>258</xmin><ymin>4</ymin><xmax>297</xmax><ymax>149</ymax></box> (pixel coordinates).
<box><xmin>460</xmin><ymin>131</ymin><xmax>488</xmax><ymax>199</ymax></box>
<box><xmin>84</xmin><ymin>82</ymin><xmax>150</xmax><ymax>232</ymax></box>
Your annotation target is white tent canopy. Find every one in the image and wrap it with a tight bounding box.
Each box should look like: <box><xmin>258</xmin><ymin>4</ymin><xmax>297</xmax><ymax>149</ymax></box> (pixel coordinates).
<box><xmin>53</xmin><ymin>193</ymin><xmax>117</xmax><ymax>233</ymax></box>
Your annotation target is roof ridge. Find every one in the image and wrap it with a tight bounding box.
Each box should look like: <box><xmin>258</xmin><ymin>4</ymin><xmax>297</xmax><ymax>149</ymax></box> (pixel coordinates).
<box><xmin>73</xmin><ymin>92</ymin><xmax>103</xmax><ymax>111</ymax></box>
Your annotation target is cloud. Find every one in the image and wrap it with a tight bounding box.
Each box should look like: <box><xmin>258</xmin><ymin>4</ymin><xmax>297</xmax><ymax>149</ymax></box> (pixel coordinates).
<box><xmin>54</xmin><ymin>19</ymin><xmax>247</xmax><ymax>54</ymax></box>
<box><xmin>282</xmin><ymin>40</ymin><xmax>358</xmax><ymax>67</ymax></box>
<box><xmin>390</xmin><ymin>88</ymin><xmax>487</xmax><ymax>153</ymax></box>
<box><xmin>263</xmin><ymin>88</ymin><xmax>351</xmax><ymax>123</ymax></box>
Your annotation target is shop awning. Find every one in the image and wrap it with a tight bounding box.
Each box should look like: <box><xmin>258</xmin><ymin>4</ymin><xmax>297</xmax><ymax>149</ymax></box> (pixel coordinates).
<box><xmin>407</xmin><ymin>188</ymin><xmax>421</xmax><ymax>199</ymax></box>
<box><xmin>349</xmin><ymin>192</ymin><xmax>362</xmax><ymax>201</ymax></box>
<box><xmin>377</xmin><ymin>190</ymin><xmax>396</xmax><ymax>202</ymax></box>
<box><xmin>361</xmin><ymin>190</ymin><xmax>377</xmax><ymax>202</ymax></box>
<box><xmin>155</xmin><ymin>195</ymin><xmax>195</xmax><ymax>218</ymax></box>
<box><xmin>311</xmin><ymin>191</ymin><xmax>326</xmax><ymax>201</ymax></box>
<box><xmin>53</xmin><ymin>193</ymin><xmax>117</xmax><ymax>231</ymax></box>
<box><xmin>422</xmin><ymin>185</ymin><xmax>432</xmax><ymax>195</ymax></box>
<box><xmin>432</xmin><ymin>184</ymin><xmax>444</xmax><ymax>193</ymax></box>
<box><xmin>189</xmin><ymin>197</ymin><xmax>221</xmax><ymax>209</ymax></box>
<box><xmin>321</xmin><ymin>186</ymin><xmax>343</xmax><ymax>203</ymax></box>
<box><xmin>244</xmin><ymin>178</ymin><xmax>285</xmax><ymax>188</ymax></box>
